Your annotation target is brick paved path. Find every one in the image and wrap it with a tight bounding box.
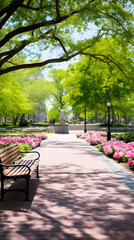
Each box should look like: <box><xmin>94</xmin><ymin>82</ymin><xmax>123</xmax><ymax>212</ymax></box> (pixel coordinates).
<box><xmin>0</xmin><ymin>133</ymin><xmax>134</xmax><ymax>240</ymax></box>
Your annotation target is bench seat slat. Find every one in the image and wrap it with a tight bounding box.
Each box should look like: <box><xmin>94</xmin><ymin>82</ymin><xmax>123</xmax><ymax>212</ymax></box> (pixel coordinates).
<box><xmin>4</xmin><ymin>159</ymin><xmax>39</xmax><ymax>177</ymax></box>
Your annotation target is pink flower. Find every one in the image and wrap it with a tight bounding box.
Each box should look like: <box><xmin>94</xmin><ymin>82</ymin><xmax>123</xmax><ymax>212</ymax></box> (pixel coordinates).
<box><xmin>31</xmin><ymin>142</ymin><xmax>36</xmax><ymax>148</ymax></box>
<box><xmin>128</xmin><ymin>158</ymin><xmax>132</xmax><ymax>166</ymax></box>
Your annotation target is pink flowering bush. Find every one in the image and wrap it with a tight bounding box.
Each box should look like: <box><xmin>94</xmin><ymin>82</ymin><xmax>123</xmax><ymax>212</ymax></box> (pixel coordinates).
<box><xmin>99</xmin><ymin>141</ymin><xmax>134</xmax><ymax>164</ymax></box>
<box><xmin>0</xmin><ymin>132</ymin><xmax>48</xmax><ymax>150</ymax></box>
<box><xmin>88</xmin><ymin>136</ymin><xmax>107</xmax><ymax>145</ymax></box>
<box><xmin>21</xmin><ymin>132</ymin><xmax>48</xmax><ymax>140</ymax></box>
<box><xmin>76</xmin><ymin>131</ymin><xmax>134</xmax><ymax>169</ymax></box>
<box><xmin>77</xmin><ymin>132</ymin><xmax>107</xmax><ymax>145</ymax></box>
<box><xmin>0</xmin><ymin>136</ymin><xmax>42</xmax><ymax>148</ymax></box>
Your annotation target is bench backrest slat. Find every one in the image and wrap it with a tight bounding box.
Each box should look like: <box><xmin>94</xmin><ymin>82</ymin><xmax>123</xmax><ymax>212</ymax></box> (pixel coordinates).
<box><xmin>0</xmin><ymin>143</ymin><xmax>21</xmax><ymax>166</ymax></box>
<box><xmin>1</xmin><ymin>149</ymin><xmax>21</xmax><ymax>164</ymax></box>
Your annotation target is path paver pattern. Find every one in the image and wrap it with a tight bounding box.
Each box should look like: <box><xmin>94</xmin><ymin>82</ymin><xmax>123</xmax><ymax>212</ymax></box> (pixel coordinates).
<box><xmin>0</xmin><ymin>132</ymin><xmax>134</xmax><ymax>240</ymax></box>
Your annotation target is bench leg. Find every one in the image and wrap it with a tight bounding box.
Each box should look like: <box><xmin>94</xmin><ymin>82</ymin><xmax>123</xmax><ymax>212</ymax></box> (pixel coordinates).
<box><xmin>25</xmin><ymin>176</ymin><xmax>31</xmax><ymax>201</ymax></box>
<box><xmin>1</xmin><ymin>174</ymin><xmax>5</xmax><ymax>201</ymax></box>
<box><xmin>36</xmin><ymin>166</ymin><xmax>39</xmax><ymax>178</ymax></box>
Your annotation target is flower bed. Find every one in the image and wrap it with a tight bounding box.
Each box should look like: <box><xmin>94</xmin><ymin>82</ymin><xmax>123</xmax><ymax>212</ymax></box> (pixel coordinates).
<box><xmin>77</xmin><ymin>132</ymin><xmax>134</xmax><ymax>169</ymax></box>
<box><xmin>0</xmin><ymin>132</ymin><xmax>48</xmax><ymax>150</ymax></box>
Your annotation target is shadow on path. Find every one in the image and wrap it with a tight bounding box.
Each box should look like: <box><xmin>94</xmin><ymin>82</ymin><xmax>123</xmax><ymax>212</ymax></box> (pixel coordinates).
<box><xmin>0</xmin><ymin>135</ymin><xmax>134</xmax><ymax>239</ymax></box>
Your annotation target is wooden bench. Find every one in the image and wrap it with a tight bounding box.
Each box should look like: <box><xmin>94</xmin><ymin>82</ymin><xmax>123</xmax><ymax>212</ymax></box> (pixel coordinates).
<box><xmin>0</xmin><ymin>143</ymin><xmax>40</xmax><ymax>201</ymax></box>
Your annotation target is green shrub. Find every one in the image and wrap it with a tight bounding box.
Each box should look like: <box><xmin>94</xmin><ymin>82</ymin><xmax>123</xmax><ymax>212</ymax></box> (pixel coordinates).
<box><xmin>19</xmin><ymin>119</ymin><xmax>28</xmax><ymax>127</ymax></box>
<box><xmin>115</xmin><ymin>123</ymin><xmax>132</xmax><ymax>127</ymax></box>
<box><xmin>115</xmin><ymin>132</ymin><xmax>134</xmax><ymax>143</ymax></box>
<box><xmin>18</xmin><ymin>143</ymin><xmax>32</xmax><ymax>156</ymax></box>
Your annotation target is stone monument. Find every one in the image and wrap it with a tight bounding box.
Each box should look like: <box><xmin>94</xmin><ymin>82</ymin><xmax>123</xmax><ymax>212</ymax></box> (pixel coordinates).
<box><xmin>54</xmin><ymin>109</ymin><xmax>69</xmax><ymax>134</ymax></box>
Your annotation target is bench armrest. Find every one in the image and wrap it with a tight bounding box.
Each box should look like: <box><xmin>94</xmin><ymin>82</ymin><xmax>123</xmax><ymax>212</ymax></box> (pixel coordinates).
<box><xmin>0</xmin><ymin>163</ymin><xmax>31</xmax><ymax>175</ymax></box>
<box><xmin>20</xmin><ymin>151</ymin><xmax>40</xmax><ymax>160</ymax></box>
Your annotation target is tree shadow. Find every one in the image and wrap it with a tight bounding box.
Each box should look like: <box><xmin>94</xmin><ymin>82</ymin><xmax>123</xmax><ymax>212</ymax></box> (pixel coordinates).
<box><xmin>0</xmin><ymin>164</ymin><xmax>134</xmax><ymax>239</ymax></box>
<box><xmin>0</xmin><ymin>176</ymin><xmax>40</xmax><ymax>209</ymax></box>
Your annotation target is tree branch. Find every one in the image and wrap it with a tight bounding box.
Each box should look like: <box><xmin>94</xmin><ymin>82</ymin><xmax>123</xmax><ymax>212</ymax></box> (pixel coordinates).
<box><xmin>0</xmin><ymin>41</ymin><xmax>28</xmax><ymax>67</ymax></box>
<box><xmin>55</xmin><ymin>0</ymin><xmax>60</xmax><ymax>20</ymax></box>
<box><xmin>20</xmin><ymin>4</ymin><xmax>47</xmax><ymax>11</ymax></box>
<box><xmin>27</xmin><ymin>0</ymin><xmax>32</xmax><ymax>7</ymax></box>
<box><xmin>20</xmin><ymin>0</ymin><xmax>45</xmax><ymax>10</ymax></box>
<box><xmin>0</xmin><ymin>56</ymin><xmax>69</xmax><ymax>75</ymax></box>
<box><xmin>53</xmin><ymin>35</ymin><xmax>68</xmax><ymax>56</ymax></box>
<box><xmin>0</xmin><ymin>1</ymin><xmax>92</xmax><ymax>49</ymax></box>
<box><xmin>0</xmin><ymin>0</ymin><xmax>25</xmax><ymax>29</ymax></box>
<box><xmin>48</xmin><ymin>98</ymin><xmax>59</xmax><ymax>111</ymax></box>
<box><xmin>0</xmin><ymin>40</ymin><xmax>102</xmax><ymax>75</ymax></box>
<box><xmin>0</xmin><ymin>0</ymin><xmax>21</xmax><ymax>17</ymax></box>
<box><xmin>6</xmin><ymin>60</ymin><xmax>18</xmax><ymax>66</ymax></box>
<box><xmin>0</xmin><ymin>45</ymin><xmax>87</xmax><ymax>75</ymax></box>
<box><xmin>100</xmin><ymin>10</ymin><xmax>134</xmax><ymax>39</ymax></box>
<box><xmin>0</xmin><ymin>29</ymin><xmax>52</xmax><ymax>67</ymax></box>
<box><xmin>0</xmin><ymin>9</ymin><xmax>81</xmax><ymax>49</ymax></box>
<box><xmin>81</xmin><ymin>52</ymin><xmax>127</xmax><ymax>76</ymax></box>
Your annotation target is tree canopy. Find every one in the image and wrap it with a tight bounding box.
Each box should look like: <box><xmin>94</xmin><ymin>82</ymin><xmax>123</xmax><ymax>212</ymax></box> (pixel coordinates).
<box><xmin>46</xmin><ymin>68</ymin><xmax>68</xmax><ymax>110</ymax></box>
<box><xmin>14</xmin><ymin>68</ymin><xmax>48</xmax><ymax>115</ymax></box>
<box><xmin>0</xmin><ymin>0</ymin><xmax>133</xmax><ymax>75</ymax></box>
<box><xmin>63</xmin><ymin>37</ymin><xmax>134</xmax><ymax>124</ymax></box>
<box><xmin>0</xmin><ymin>74</ymin><xmax>31</xmax><ymax>121</ymax></box>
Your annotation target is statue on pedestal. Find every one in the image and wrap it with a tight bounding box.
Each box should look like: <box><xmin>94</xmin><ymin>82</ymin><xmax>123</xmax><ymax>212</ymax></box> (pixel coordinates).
<box><xmin>59</xmin><ymin>109</ymin><xmax>66</xmax><ymax>124</ymax></box>
<box><xmin>55</xmin><ymin>109</ymin><xmax>68</xmax><ymax>133</ymax></box>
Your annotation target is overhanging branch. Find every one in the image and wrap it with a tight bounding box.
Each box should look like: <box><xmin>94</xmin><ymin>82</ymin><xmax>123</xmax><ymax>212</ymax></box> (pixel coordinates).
<box><xmin>0</xmin><ymin>0</ymin><xmax>22</xmax><ymax>17</ymax></box>
<box><xmin>0</xmin><ymin>41</ymin><xmax>95</xmax><ymax>75</ymax></box>
<box><xmin>0</xmin><ymin>56</ymin><xmax>71</xmax><ymax>76</ymax></box>
<box><xmin>0</xmin><ymin>41</ymin><xmax>28</xmax><ymax>67</ymax></box>
<box><xmin>0</xmin><ymin>2</ymin><xmax>91</xmax><ymax>49</ymax></box>
<box><xmin>0</xmin><ymin>0</ymin><xmax>25</xmax><ymax>29</ymax></box>
<box><xmin>81</xmin><ymin>52</ymin><xmax>127</xmax><ymax>76</ymax></box>
<box><xmin>0</xmin><ymin>29</ymin><xmax>52</xmax><ymax>67</ymax></box>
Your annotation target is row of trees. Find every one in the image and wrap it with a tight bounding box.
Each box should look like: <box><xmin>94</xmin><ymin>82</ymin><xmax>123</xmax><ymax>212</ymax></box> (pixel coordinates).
<box><xmin>0</xmin><ymin>68</ymin><xmax>49</xmax><ymax>125</ymax></box>
<box><xmin>0</xmin><ymin>36</ymin><xmax>134</xmax><ymax>126</ymax></box>
<box><xmin>45</xmin><ymin>37</ymin><xmax>134</xmax><ymax>126</ymax></box>
<box><xmin>0</xmin><ymin>1</ymin><xmax>133</xmax><ymax>126</ymax></box>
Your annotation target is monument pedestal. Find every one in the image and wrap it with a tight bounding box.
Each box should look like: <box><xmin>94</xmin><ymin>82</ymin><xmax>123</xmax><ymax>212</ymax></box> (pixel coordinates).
<box><xmin>54</xmin><ymin>123</ymin><xmax>69</xmax><ymax>134</ymax></box>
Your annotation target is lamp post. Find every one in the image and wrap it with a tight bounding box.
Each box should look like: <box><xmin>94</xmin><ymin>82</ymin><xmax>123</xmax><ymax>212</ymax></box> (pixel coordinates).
<box><xmin>84</xmin><ymin>105</ymin><xmax>87</xmax><ymax>133</ymax></box>
<box><xmin>107</xmin><ymin>100</ymin><xmax>111</xmax><ymax>141</ymax></box>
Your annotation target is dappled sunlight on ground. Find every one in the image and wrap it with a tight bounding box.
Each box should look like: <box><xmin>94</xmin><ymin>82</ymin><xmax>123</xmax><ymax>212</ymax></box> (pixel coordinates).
<box><xmin>0</xmin><ymin>134</ymin><xmax>134</xmax><ymax>239</ymax></box>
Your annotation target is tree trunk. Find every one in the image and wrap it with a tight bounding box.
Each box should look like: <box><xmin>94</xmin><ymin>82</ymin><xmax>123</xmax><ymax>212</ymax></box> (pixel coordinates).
<box><xmin>117</xmin><ymin>113</ymin><xmax>120</xmax><ymax>124</ymax></box>
<box><xmin>13</xmin><ymin>116</ymin><xmax>18</xmax><ymax>126</ymax></box>
<box><xmin>95</xmin><ymin>111</ymin><xmax>98</xmax><ymax>123</ymax></box>
<box><xmin>19</xmin><ymin>114</ymin><xmax>25</xmax><ymax>127</ymax></box>
<box><xmin>112</xmin><ymin>109</ymin><xmax>116</xmax><ymax>127</ymax></box>
<box><xmin>104</xmin><ymin>112</ymin><xmax>107</xmax><ymax>123</ymax></box>
<box><xmin>124</xmin><ymin>113</ymin><xmax>127</xmax><ymax>124</ymax></box>
<box><xmin>4</xmin><ymin>116</ymin><xmax>7</xmax><ymax>124</ymax></box>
